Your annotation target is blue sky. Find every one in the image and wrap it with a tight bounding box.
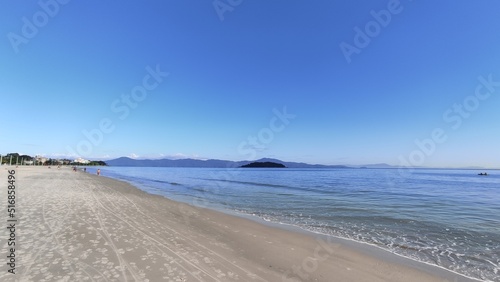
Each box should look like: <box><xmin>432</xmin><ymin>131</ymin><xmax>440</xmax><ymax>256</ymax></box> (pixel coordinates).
<box><xmin>1</xmin><ymin>0</ymin><xmax>499</xmax><ymax>168</ymax></box>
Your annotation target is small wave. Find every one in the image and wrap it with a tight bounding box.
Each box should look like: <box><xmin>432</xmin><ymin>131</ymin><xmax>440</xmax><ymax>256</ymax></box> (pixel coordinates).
<box><xmin>151</xmin><ymin>179</ymin><xmax>182</xmax><ymax>186</ymax></box>
<box><xmin>197</xmin><ymin>178</ymin><xmax>290</xmax><ymax>189</ymax></box>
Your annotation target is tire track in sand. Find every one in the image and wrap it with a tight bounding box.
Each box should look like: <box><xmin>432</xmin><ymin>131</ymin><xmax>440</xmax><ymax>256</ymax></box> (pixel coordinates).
<box><xmin>90</xmin><ymin>185</ymin><xmax>219</xmax><ymax>282</ymax></box>
<box><xmin>97</xmin><ymin>181</ymin><xmax>269</xmax><ymax>281</ymax></box>
<box><xmin>86</xmin><ymin>180</ymin><xmax>142</xmax><ymax>281</ymax></box>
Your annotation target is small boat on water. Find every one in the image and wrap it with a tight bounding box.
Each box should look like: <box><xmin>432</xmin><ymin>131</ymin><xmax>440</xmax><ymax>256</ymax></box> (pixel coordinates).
<box><xmin>478</xmin><ymin>172</ymin><xmax>488</xmax><ymax>176</ymax></box>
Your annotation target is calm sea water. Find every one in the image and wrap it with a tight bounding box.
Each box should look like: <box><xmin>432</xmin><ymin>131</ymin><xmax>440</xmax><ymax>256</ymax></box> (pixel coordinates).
<box><xmin>91</xmin><ymin>167</ymin><xmax>500</xmax><ymax>281</ymax></box>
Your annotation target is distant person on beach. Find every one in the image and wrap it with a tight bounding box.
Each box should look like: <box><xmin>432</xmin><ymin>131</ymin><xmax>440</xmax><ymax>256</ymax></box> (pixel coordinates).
<box><xmin>97</xmin><ymin>169</ymin><xmax>101</xmax><ymax>176</ymax></box>
<box><xmin>84</xmin><ymin>167</ymin><xmax>86</xmax><ymax>172</ymax></box>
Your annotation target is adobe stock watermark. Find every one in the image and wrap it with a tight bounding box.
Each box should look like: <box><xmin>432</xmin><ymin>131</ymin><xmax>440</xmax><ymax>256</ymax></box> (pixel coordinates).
<box><xmin>213</xmin><ymin>0</ymin><xmax>243</xmax><ymax>21</ymax></box>
<box><xmin>282</xmin><ymin>237</ymin><xmax>339</xmax><ymax>282</ymax></box>
<box><xmin>237</xmin><ymin>106</ymin><xmax>296</xmax><ymax>160</ymax></box>
<box><xmin>66</xmin><ymin>65</ymin><xmax>169</xmax><ymax>157</ymax></box>
<box><xmin>398</xmin><ymin>73</ymin><xmax>500</xmax><ymax>176</ymax></box>
<box><xmin>339</xmin><ymin>0</ymin><xmax>406</xmax><ymax>64</ymax></box>
<box><xmin>7</xmin><ymin>0</ymin><xmax>70</xmax><ymax>54</ymax></box>
<box><xmin>188</xmin><ymin>106</ymin><xmax>296</xmax><ymax>213</ymax></box>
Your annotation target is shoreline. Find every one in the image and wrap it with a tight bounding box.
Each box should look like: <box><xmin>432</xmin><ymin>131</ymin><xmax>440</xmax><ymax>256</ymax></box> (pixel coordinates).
<box><xmin>189</xmin><ymin>202</ymin><xmax>483</xmax><ymax>282</ymax></box>
<box><xmin>218</xmin><ymin>210</ymin><xmax>482</xmax><ymax>282</ymax></box>
<box><xmin>1</xmin><ymin>166</ymin><xmax>481</xmax><ymax>281</ymax></box>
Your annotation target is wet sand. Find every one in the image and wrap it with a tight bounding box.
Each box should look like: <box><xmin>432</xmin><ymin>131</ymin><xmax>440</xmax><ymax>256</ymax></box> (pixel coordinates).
<box><xmin>0</xmin><ymin>166</ymin><xmax>476</xmax><ymax>281</ymax></box>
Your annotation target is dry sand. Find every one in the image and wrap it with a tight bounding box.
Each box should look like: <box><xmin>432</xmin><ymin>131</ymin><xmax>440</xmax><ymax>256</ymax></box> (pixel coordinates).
<box><xmin>0</xmin><ymin>167</ymin><xmax>476</xmax><ymax>282</ymax></box>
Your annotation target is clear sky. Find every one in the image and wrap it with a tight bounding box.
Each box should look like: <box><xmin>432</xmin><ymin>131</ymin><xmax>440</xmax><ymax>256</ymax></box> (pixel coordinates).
<box><xmin>1</xmin><ymin>0</ymin><xmax>499</xmax><ymax>168</ymax></box>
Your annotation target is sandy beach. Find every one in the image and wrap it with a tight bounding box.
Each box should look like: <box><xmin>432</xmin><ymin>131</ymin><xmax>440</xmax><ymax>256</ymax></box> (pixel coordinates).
<box><xmin>0</xmin><ymin>167</ymin><xmax>477</xmax><ymax>282</ymax></box>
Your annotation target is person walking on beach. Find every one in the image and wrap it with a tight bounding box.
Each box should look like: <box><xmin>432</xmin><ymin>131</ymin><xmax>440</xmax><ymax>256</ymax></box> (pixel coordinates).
<box><xmin>97</xmin><ymin>169</ymin><xmax>101</xmax><ymax>176</ymax></box>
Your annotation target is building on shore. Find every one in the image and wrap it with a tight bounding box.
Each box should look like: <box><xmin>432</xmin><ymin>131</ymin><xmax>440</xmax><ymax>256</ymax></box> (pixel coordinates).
<box><xmin>35</xmin><ymin>155</ymin><xmax>48</xmax><ymax>164</ymax></box>
<box><xmin>74</xmin><ymin>157</ymin><xmax>90</xmax><ymax>164</ymax></box>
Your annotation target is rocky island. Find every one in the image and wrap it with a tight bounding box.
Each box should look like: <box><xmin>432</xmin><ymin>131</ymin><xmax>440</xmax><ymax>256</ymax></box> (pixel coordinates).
<box><xmin>240</xmin><ymin>162</ymin><xmax>286</xmax><ymax>168</ymax></box>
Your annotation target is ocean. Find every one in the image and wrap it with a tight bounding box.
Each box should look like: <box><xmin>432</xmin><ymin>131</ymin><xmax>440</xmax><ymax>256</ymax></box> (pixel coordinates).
<box><xmin>89</xmin><ymin>167</ymin><xmax>500</xmax><ymax>281</ymax></box>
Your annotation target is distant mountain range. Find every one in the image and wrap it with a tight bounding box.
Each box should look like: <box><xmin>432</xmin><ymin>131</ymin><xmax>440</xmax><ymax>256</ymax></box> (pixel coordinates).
<box><xmin>103</xmin><ymin>157</ymin><xmax>493</xmax><ymax>170</ymax></box>
<box><xmin>106</xmin><ymin>157</ymin><xmax>355</xmax><ymax>169</ymax></box>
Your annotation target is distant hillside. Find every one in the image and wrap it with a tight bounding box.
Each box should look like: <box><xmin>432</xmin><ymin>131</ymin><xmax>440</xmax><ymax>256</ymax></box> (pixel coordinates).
<box><xmin>256</xmin><ymin>158</ymin><xmax>349</xmax><ymax>169</ymax></box>
<box><xmin>106</xmin><ymin>157</ymin><xmax>351</xmax><ymax>169</ymax></box>
<box><xmin>357</xmin><ymin>163</ymin><xmax>397</xmax><ymax>169</ymax></box>
<box><xmin>106</xmin><ymin>157</ymin><xmax>234</xmax><ymax>168</ymax></box>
